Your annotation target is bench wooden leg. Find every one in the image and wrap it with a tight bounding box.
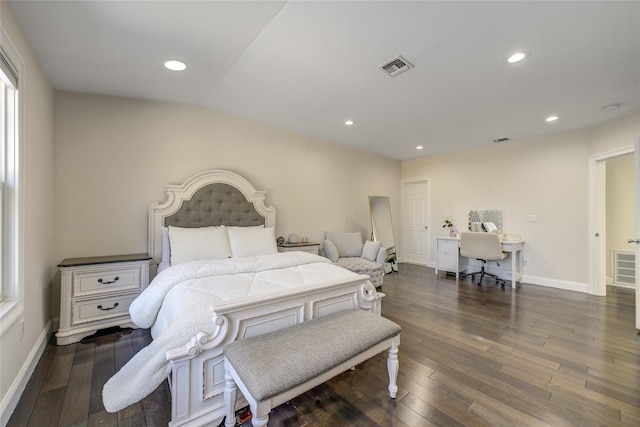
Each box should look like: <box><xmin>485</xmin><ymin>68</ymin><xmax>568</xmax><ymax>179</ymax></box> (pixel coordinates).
<box><xmin>224</xmin><ymin>371</ymin><xmax>237</xmax><ymax>427</ymax></box>
<box><xmin>387</xmin><ymin>340</ymin><xmax>399</xmax><ymax>398</ymax></box>
<box><xmin>252</xmin><ymin>414</ymin><xmax>269</xmax><ymax>427</ymax></box>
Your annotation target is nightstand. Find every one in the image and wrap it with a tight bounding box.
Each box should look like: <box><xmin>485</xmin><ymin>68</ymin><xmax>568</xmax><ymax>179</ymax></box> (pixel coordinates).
<box><xmin>277</xmin><ymin>242</ymin><xmax>320</xmax><ymax>255</ymax></box>
<box><xmin>56</xmin><ymin>253</ymin><xmax>151</xmax><ymax>345</ymax></box>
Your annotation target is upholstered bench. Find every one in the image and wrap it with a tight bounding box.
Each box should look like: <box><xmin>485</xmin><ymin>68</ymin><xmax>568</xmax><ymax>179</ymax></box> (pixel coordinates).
<box><xmin>223</xmin><ymin>309</ymin><xmax>401</xmax><ymax>427</ymax></box>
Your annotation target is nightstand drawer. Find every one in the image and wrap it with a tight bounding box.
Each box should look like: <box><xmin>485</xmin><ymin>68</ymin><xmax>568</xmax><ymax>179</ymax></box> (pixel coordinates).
<box><xmin>438</xmin><ymin>239</ymin><xmax>459</xmax><ymax>252</ymax></box>
<box><xmin>73</xmin><ymin>266</ymin><xmax>142</xmax><ymax>297</ymax></box>
<box><xmin>438</xmin><ymin>252</ymin><xmax>458</xmax><ymax>270</ymax></box>
<box><xmin>72</xmin><ymin>293</ymin><xmax>137</xmax><ymax>325</ymax></box>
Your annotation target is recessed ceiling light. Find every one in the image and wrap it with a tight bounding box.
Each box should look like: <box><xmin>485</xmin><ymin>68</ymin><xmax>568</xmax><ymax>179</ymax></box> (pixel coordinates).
<box><xmin>416</xmin><ymin>145</ymin><xmax>424</xmax><ymax>150</ymax></box>
<box><xmin>344</xmin><ymin>120</ymin><xmax>354</xmax><ymax>126</ymax></box>
<box><xmin>602</xmin><ymin>103</ymin><xmax>621</xmax><ymax>112</ymax></box>
<box><xmin>545</xmin><ymin>115</ymin><xmax>559</xmax><ymax>122</ymax></box>
<box><xmin>506</xmin><ymin>51</ymin><xmax>530</xmax><ymax>64</ymax></box>
<box><xmin>164</xmin><ymin>60</ymin><xmax>187</xmax><ymax>71</ymax></box>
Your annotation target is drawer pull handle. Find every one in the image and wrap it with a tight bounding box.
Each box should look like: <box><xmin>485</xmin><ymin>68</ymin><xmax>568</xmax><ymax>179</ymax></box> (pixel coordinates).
<box><xmin>98</xmin><ymin>276</ymin><xmax>120</xmax><ymax>285</ymax></box>
<box><xmin>97</xmin><ymin>302</ymin><xmax>119</xmax><ymax>311</ymax></box>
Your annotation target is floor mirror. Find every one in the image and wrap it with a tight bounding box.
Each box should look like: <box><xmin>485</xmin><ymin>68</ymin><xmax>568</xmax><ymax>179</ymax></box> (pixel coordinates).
<box><xmin>369</xmin><ymin>196</ymin><xmax>398</xmax><ymax>273</ymax></box>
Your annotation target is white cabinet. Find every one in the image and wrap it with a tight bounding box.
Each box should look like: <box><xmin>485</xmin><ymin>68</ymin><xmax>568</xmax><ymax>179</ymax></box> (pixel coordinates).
<box><xmin>435</xmin><ymin>237</ymin><xmax>468</xmax><ymax>278</ymax></box>
<box><xmin>56</xmin><ymin>254</ymin><xmax>151</xmax><ymax>345</ymax></box>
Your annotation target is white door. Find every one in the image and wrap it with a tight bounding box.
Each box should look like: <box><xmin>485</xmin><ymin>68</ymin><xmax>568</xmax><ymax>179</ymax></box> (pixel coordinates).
<box><xmin>634</xmin><ymin>139</ymin><xmax>640</xmax><ymax>329</ymax></box>
<box><xmin>403</xmin><ymin>180</ymin><xmax>429</xmax><ymax>265</ymax></box>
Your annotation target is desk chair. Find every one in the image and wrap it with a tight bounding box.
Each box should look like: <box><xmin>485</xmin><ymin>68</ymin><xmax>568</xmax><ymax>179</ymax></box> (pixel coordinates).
<box><xmin>460</xmin><ymin>232</ymin><xmax>508</xmax><ymax>287</ymax></box>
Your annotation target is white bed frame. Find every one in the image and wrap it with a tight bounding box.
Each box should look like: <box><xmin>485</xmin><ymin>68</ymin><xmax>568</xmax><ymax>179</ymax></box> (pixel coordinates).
<box><xmin>148</xmin><ymin>170</ymin><xmax>384</xmax><ymax>427</ymax></box>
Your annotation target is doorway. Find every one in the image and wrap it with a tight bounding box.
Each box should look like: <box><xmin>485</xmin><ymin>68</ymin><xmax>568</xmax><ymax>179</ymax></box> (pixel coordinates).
<box><xmin>401</xmin><ymin>178</ymin><xmax>430</xmax><ymax>265</ymax></box>
<box><xmin>588</xmin><ymin>141</ymin><xmax>639</xmax><ymax>329</ymax></box>
<box><xmin>606</xmin><ymin>153</ymin><xmax>635</xmax><ymax>289</ymax></box>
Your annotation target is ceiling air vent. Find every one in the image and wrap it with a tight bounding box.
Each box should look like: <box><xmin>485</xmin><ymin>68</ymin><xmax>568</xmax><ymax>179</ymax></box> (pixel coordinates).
<box><xmin>379</xmin><ymin>55</ymin><xmax>414</xmax><ymax>77</ymax></box>
<box><xmin>493</xmin><ymin>137</ymin><xmax>511</xmax><ymax>143</ymax></box>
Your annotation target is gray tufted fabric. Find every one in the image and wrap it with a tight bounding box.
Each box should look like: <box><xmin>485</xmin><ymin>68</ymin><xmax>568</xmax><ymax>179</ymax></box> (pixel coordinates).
<box><xmin>334</xmin><ymin>258</ymin><xmax>384</xmax><ymax>287</ymax></box>
<box><xmin>164</xmin><ymin>183</ymin><xmax>265</xmax><ymax>228</ymax></box>
<box><xmin>224</xmin><ymin>309</ymin><xmax>401</xmax><ymax>402</ymax></box>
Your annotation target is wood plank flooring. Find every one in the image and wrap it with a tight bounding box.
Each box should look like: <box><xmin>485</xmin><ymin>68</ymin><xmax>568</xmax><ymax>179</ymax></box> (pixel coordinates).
<box><xmin>8</xmin><ymin>264</ymin><xmax>640</xmax><ymax>426</ymax></box>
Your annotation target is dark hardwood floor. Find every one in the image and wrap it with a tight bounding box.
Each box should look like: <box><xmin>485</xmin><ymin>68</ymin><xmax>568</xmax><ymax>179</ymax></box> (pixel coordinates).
<box><xmin>9</xmin><ymin>264</ymin><xmax>640</xmax><ymax>426</ymax></box>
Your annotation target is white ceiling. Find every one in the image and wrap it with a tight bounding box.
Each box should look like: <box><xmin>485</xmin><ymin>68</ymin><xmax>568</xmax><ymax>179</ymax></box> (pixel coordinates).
<box><xmin>10</xmin><ymin>1</ymin><xmax>640</xmax><ymax>161</ymax></box>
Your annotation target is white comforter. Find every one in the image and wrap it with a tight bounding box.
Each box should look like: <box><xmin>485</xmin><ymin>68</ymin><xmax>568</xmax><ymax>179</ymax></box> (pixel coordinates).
<box><xmin>102</xmin><ymin>251</ymin><xmax>359</xmax><ymax>412</ymax></box>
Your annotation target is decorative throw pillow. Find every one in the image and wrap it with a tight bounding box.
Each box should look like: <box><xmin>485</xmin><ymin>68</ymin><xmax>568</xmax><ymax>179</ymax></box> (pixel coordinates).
<box><xmin>361</xmin><ymin>240</ymin><xmax>382</xmax><ymax>262</ymax></box>
<box><xmin>227</xmin><ymin>226</ymin><xmax>278</xmax><ymax>257</ymax></box>
<box><xmin>325</xmin><ymin>231</ymin><xmax>363</xmax><ymax>257</ymax></box>
<box><xmin>323</xmin><ymin>239</ymin><xmax>339</xmax><ymax>262</ymax></box>
<box><xmin>168</xmin><ymin>225</ymin><xmax>231</xmax><ymax>265</ymax></box>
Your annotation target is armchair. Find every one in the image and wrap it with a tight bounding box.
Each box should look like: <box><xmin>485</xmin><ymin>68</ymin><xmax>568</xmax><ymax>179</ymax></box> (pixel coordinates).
<box><xmin>460</xmin><ymin>232</ymin><xmax>508</xmax><ymax>287</ymax></box>
<box><xmin>319</xmin><ymin>231</ymin><xmax>386</xmax><ymax>286</ymax></box>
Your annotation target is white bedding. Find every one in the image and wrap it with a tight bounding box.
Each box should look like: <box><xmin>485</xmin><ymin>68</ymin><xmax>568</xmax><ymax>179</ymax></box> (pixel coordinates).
<box><xmin>102</xmin><ymin>251</ymin><xmax>360</xmax><ymax>412</ymax></box>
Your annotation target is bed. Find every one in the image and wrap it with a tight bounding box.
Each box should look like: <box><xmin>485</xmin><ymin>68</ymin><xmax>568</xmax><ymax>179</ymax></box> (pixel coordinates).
<box><xmin>102</xmin><ymin>169</ymin><xmax>384</xmax><ymax>427</ymax></box>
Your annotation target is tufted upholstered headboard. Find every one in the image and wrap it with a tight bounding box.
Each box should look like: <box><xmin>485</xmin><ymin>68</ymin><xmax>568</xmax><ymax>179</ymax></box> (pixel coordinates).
<box><xmin>163</xmin><ymin>183</ymin><xmax>266</xmax><ymax>228</ymax></box>
<box><xmin>148</xmin><ymin>170</ymin><xmax>275</xmax><ymax>268</ymax></box>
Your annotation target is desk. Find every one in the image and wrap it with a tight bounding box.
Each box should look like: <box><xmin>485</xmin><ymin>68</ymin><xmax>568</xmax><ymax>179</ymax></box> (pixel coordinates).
<box><xmin>435</xmin><ymin>236</ymin><xmax>524</xmax><ymax>288</ymax></box>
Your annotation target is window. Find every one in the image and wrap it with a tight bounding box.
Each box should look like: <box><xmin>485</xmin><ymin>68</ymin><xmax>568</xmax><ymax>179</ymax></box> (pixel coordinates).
<box><xmin>0</xmin><ymin>30</ymin><xmax>21</xmax><ymax>326</ymax></box>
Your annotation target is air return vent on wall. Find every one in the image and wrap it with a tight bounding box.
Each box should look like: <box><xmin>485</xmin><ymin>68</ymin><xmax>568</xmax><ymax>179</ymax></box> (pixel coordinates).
<box><xmin>613</xmin><ymin>250</ymin><xmax>636</xmax><ymax>287</ymax></box>
<box><xmin>379</xmin><ymin>55</ymin><xmax>414</xmax><ymax>77</ymax></box>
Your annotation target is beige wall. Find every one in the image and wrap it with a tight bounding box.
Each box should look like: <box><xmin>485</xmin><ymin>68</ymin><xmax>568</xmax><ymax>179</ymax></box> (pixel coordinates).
<box><xmin>0</xmin><ymin>2</ymin><xmax>55</xmax><ymax>420</ymax></box>
<box><xmin>53</xmin><ymin>91</ymin><xmax>401</xmax><ymax>275</ymax></box>
<box><xmin>401</xmin><ymin>112</ymin><xmax>639</xmax><ymax>290</ymax></box>
<box><xmin>588</xmin><ymin>113</ymin><xmax>639</xmax><ymax>155</ymax></box>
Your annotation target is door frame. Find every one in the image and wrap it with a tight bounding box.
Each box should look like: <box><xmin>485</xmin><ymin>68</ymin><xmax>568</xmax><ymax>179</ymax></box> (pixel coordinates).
<box><xmin>400</xmin><ymin>177</ymin><xmax>431</xmax><ymax>265</ymax></box>
<box><xmin>588</xmin><ymin>144</ymin><xmax>635</xmax><ymax>296</ymax></box>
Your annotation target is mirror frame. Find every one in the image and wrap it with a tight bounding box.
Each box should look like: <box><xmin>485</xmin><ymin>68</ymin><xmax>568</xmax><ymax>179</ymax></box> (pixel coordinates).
<box><xmin>368</xmin><ymin>196</ymin><xmax>395</xmax><ymax>250</ymax></box>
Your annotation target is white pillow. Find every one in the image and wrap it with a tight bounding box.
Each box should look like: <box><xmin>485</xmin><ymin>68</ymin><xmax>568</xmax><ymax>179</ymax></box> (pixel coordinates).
<box><xmin>323</xmin><ymin>239</ymin><xmax>339</xmax><ymax>262</ymax></box>
<box><xmin>361</xmin><ymin>240</ymin><xmax>381</xmax><ymax>262</ymax></box>
<box><xmin>227</xmin><ymin>226</ymin><xmax>278</xmax><ymax>258</ymax></box>
<box><xmin>161</xmin><ymin>227</ymin><xmax>171</xmax><ymax>265</ymax></box>
<box><xmin>325</xmin><ymin>231</ymin><xmax>363</xmax><ymax>257</ymax></box>
<box><xmin>168</xmin><ymin>225</ymin><xmax>231</xmax><ymax>265</ymax></box>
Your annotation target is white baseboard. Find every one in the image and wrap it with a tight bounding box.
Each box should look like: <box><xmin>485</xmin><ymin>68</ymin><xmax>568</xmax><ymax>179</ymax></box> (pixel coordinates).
<box><xmin>0</xmin><ymin>320</ymin><xmax>52</xmax><ymax>427</ymax></box>
<box><xmin>424</xmin><ymin>260</ymin><xmax>590</xmax><ymax>294</ymax></box>
<box><xmin>521</xmin><ymin>274</ymin><xmax>588</xmax><ymax>293</ymax></box>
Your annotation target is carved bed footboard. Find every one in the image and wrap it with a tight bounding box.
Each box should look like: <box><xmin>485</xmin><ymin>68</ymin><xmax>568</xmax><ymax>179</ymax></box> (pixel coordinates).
<box><xmin>165</xmin><ymin>278</ymin><xmax>383</xmax><ymax>427</ymax></box>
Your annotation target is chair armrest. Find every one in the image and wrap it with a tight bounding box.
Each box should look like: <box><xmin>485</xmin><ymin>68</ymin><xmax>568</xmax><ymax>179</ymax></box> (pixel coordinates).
<box><xmin>376</xmin><ymin>247</ymin><xmax>387</xmax><ymax>265</ymax></box>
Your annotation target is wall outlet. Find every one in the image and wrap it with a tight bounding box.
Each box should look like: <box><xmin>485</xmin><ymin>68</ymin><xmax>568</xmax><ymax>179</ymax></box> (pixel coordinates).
<box><xmin>527</xmin><ymin>215</ymin><xmax>538</xmax><ymax>223</ymax></box>
<box><xmin>523</xmin><ymin>258</ymin><xmax>529</xmax><ymax>266</ymax></box>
